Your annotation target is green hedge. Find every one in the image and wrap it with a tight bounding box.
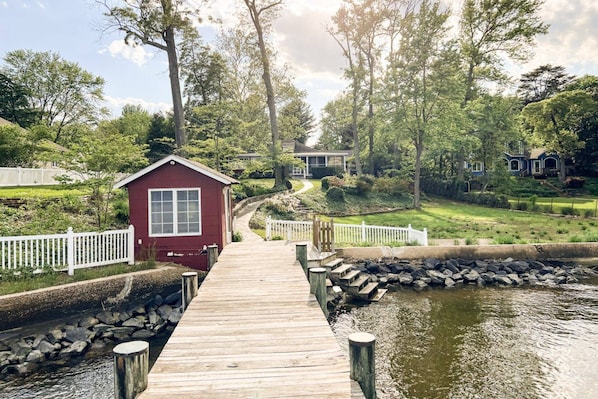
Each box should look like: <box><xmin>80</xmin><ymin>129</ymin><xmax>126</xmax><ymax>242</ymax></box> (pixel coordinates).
<box><xmin>421</xmin><ymin>177</ymin><xmax>511</xmax><ymax>209</ymax></box>
<box><xmin>311</xmin><ymin>166</ymin><xmax>344</xmax><ymax>179</ymax></box>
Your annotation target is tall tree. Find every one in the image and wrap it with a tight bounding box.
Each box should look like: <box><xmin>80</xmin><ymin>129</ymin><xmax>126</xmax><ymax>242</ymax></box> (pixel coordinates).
<box><xmin>1</xmin><ymin>50</ymin><xmax>106</xmax><ymax>144</ymax></box>
<box><xmin>521</xmin><ymin>90</ymin><xmax>594</xmax><ymax>180</ymax></box>
<box><xmin>318</xmin><ymin>94</ymin><xmax>356</xmax><ymax>151</ymax></box>
<box><xmin>329</xmin><ymin>5</ymin><xmax>366</xmax><ymax>174</ymax></box>
<box><xmin>518</xmin><ymin>64</ymin><xmax>575</xmax><ymax>105</ymax></box>
<box><xmin>0</xmin><ymin>73</ymin><xmax>38</xmax><ymax>128</ymax></box>
<box><xmin>241</xmin><ymin>0</ymin><xmax>285</xmax><ymax>188</ymax></box>
<box><xmin>278</xmin><ymin>96</ymin><xmax>316</xmax><ymax>144</ymax></box>
<box><xmin>386</xmin><ymin>0</ymin><xmax>461</xmax><ymax>208</ymax></box>
<box><xmin>456</xmin><ymin>0</ymin><xmax>548</xmax><ymax>178</ymax></box>
<box><xmin>99</xmin><ymin>0</ymin><xmax>205</xmax><ymax>148</ymax></box>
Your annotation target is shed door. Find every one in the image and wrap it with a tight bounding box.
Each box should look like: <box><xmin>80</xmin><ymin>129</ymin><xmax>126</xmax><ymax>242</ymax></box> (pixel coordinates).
<box><xmin>224</xmin><ymin>186</ymin><xmax>232</xmax><ymax>243</ymax></box>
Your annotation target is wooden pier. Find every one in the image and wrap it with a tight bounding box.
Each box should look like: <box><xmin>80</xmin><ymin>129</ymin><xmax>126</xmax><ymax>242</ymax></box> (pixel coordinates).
<box><xmin>138</xmin><ymin>241</ymin><xmax>364</xmax><ymax>399</ymax></box>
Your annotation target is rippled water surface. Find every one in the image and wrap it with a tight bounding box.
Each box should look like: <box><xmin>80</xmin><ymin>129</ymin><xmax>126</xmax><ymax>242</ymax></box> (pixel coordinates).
<box><xmin>2</xmin><ymin>279</ymin><xmax>598</xmax><ymax>398</ymax></box>
<box><xmin>332</xmin><ymin>277</ymin><xmax>598</xmax><ymax>399</ymax></box>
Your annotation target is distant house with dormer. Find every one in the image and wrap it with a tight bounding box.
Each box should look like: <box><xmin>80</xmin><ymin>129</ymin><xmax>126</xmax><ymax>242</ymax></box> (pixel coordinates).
<box><xmin>238</xmin><ymin>140</ymin><xmax>352</xmax><ymax>178</ymax></box>
<box><xmin>469</xmin><ymin>147</ymin><xmax>561</xmax><ymax>178</ymax></box>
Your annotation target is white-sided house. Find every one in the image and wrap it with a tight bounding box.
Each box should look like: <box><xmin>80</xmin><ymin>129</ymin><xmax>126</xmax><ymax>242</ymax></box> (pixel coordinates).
<box><xmin>238</xmin><ymin>140</ymin><xmax>352</xmax><ymax>178</ymax></box>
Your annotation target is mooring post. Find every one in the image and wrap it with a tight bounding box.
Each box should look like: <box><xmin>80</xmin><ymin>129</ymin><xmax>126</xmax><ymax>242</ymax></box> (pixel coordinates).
<box><xmin>309</xmin><ymin>267</ymin><xmax>328</xmax><ymax>317</ymax></box>
<box><xmin>207</xmin><ymin>244</ymin><xmax>218</xmax><ymax>270</ymax></box>
<box><xmin>296</xmin><ymin>243</ymin><xmax>308</xmax><ymax>276</ymax></box>
<box><xmin>113</xmin><ymin>340</ymin><xmax>149</xmax><ymax>399</ymax></box>
<box><xmin>348</xmin><ymin>332</ymin><xmax>376</xmax><ymax>399</ymax></box>
<box><xmin>181</xmin><ymin>271</ymin><xmax>198</xmax><ymax>311</ymax></box>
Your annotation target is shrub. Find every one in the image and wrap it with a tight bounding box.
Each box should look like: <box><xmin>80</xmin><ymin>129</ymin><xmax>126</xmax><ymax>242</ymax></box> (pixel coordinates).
<box><xmin>373</xmin><ymin>176</ymin><xmax>409</xmax><ymax>196</ymax></box>
<box><xmin>515</xmin><ymin>202</ymin><xmax>529</xmax><ymax>211</ymax></box>
<box><xmin>325</xmin><ymin>186</ymin><xmax>345</xmax><ymax>202</ymax></box>
<box><xmin>232</xmin><ymin>232</ymin><xmax>243</xmax><ymax>242</ymax></box>
<box><xmin>564</xmin><ymin>177</ymin><xmax>585</xmax><ymax>189</ymax></box>
<box><xmin>321</xmin><ymin>176</ymin><xmax>330</xmax><ymax>190</ymax></box>
<box><xmin>311</xmin><ymin>166</ymin><xmax>343</xmax><ymax>179</ymax></box>
<box><xmin>465</xmin><ymin>237</ymin><xmax>479</xmax><ymax>245</ymax></box>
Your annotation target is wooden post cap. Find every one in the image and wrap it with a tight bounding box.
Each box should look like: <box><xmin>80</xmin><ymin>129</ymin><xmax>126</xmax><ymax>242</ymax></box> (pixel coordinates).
<box><xmin>310</xmin><ymin>267</ymin><xmax>326</xmax><ymax>274</ymax></box>
<box><xmin>182</xmin><ymin>271</ymin><xmax>198</xmax><ymax>277</ymax></box>
<box><xmin>349</xmin><ymin>332</ymin><xmax>376</xmax><ymax>347</ymax></box>
<box><xmin>114</xmin><ymin>341</ymin><xmax>149</xmax><ymax>357</ymax></box>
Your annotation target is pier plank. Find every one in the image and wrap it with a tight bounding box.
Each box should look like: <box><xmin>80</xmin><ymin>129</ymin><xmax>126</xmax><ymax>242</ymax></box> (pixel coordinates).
<box><xmin>138</xmin><ymin>241</ymin><xmax>364</xmax><ymax>399</ymax></box>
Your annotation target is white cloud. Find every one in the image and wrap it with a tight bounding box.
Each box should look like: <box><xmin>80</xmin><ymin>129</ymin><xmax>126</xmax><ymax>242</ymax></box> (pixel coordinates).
<box><xmin>1</xmin><ymin>2</ymin><xmax>8</xmax><ymax>8</ymax></box>
<box><xmin>99</xmin><ymin>40</ymin><xmax>153</xmax><ymax>67</ymax></box>
<box><xmin>36</xmin><ymin>1</ymin><xmax>45</xmax><ymax>9</ymax></box>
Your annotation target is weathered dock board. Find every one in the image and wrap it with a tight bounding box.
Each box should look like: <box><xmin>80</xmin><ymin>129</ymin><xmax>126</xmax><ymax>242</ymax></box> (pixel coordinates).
<box><xmin>138</xmin><ymin>241</ymin><xmax>364</xmax><ymax>399</ymax></box>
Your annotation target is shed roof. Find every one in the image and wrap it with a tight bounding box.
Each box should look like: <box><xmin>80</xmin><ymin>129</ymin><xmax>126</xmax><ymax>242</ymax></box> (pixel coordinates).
<box><xmin>114</xmin><ymin>155</ymin><xmax>239</xmax><ymax>189</ymax></box>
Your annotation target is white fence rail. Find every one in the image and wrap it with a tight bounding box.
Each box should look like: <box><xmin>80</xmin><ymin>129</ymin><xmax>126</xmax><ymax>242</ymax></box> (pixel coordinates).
<box><xmin>265</xmin><ymin>217</ymin><xmax>428</xmax><ymax>246</ymax></box>
<box><xmin>0</xmin><ymin>225</ymin><xmax>135</xmax><ymax>275</ymax></box>
<box><xmin>0</xmin><ymin>167</ymin><xmax>85</xmax><ymax>187</ymax></box>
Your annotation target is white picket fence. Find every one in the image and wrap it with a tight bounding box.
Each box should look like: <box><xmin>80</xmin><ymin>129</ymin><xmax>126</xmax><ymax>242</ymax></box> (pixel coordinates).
<box><xmin>265</xmin><ymin>217</ymin><xmax>428</xmax><ymax>246</ymax></box>
<box><xmin>0</xmin><ymin>225</ymin><xmax>135</xmax><ymax>275</ymax></box>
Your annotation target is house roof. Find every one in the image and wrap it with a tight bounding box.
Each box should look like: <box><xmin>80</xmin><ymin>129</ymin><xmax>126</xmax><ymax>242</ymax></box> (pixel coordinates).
<box><xmin>114</xmin><ymin>155</ymin><xmax>239</xmax><ymax>189</ymax></box>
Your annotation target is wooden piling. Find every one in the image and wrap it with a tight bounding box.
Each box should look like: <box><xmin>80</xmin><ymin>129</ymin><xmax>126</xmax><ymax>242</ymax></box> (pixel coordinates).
<box><xmin>309</xmin><ymin>267</ymin><xmax>328</xmax><ymax>317</ymax></box>
<box><xmin>113</xmin><ymin>340</ymin><xmax>149</xmax><ymax>399</ymax></box>
<box><xmin>181</xmin><ymin>271</ymin><xmax>198</xmax><ymax>311</ymax></box>
<box><xmin>207</xmin><ymin>244</ymin><xmax>218</xmax><ymax>270</ymax></box>
<box><xmin>349</xmin><ymin>332</ymin><xmax>376</xmax><ymax>399</ymax></box>
<box><xmin>296</xmin><ymin>243</ymin><xmax>308</xmax><ymax>276</ymax></box>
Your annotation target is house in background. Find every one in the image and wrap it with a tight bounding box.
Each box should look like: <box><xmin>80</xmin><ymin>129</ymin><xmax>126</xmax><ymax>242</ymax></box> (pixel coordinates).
<box><xmin>114</xmin><ymin>155</ymin><xmax>238</xmax><ymax>270</ymax></box>
<box><xmin>238</xmin><ymin>140</ymin><xmax>352</xmax><ymax>178</ymax></box>
<box><xmin>469</xmin><ymin>147</ymin><xmax>561</xmax><ymax>178</ymax></box>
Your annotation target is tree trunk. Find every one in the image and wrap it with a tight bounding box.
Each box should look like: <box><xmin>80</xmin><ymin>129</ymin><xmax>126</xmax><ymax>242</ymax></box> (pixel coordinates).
<box><xmin>413</xmin><ymin>141</ymin><xmax>422</xmax><ymax>209</ymax></box>
<box><xmin>246</xmin><ymin>1</ymin><xmax>283</xmax><ymax>188</ymax></box>
<box><xmin>164</xmin><ymin>26</ymin><xmax>185</xmax><ymax>149</ymax></box>
<box><xmin>559</xmin><ymin>154</ymin><xmax>567</xmax><ymax>181</ymax></box>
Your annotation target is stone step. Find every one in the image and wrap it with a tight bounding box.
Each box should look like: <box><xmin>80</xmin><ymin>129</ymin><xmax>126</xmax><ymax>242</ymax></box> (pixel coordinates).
<box><xmin>330</xmin><ymin>264</ymin><xmax>353</xmax><ymax>280</ymax></box>
<box><xmin>369</xmin><ymin>288</ymin><xmax>387</xmax><ymax>302</ymax></box>
<box><xmin>358</xmin><ymin>282</ymin><xmax>379</xmax><ymax>301</ymax></box>
<box><xmin>340</xmin><ymin>270</ymin><xmax>361</xmax><ymax>285</ymax></box>
<box><xmin>347</xmin><ymin>275</ymin><xmax>370</xmax><ymax>295</ymax></box>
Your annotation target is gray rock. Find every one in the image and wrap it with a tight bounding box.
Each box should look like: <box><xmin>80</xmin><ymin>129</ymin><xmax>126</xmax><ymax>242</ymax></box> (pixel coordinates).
<box><xmin>495</xmin><ymin>275</ymin><xmax>513</xmax><ymax>285</ymax></box>
<box><xmin>132</xmin><ymin>330</ymin><xmax>155</xmax><ymax>339</ymax></box>
<box><xmin>464</xmin><ymin>270</ymin><xmax>480</xmax><ymax>282</ymax></box>
<box><xmin>37</xmin><ymin>340</ymin><xmax>56</xmax><ymax>355</ymax></box>
<box><xmin>92</xmin><ymin>323</ymin><xmax>114</xmax><ymax>333</ymax></box>
<box><xmin>32</xmin><ymin>334</ymin><xmax>47</xmax><ymax>349</ymax></box>
<box><xmin>413</xmin><ymin>279</ymin><xmax>428</xmax><ymax>290</ymax></box>
<box><xmin>508</xmin><ymin>261</ymin><xmax>530</xmax><ymax>273</ymax></box>
<box><xmin>507</xmin><ymin>273</ymin><xmax>523</xmax><ymax>285</ymax></box>
<box><xmin>168</xmin><ymin>310</ymin><xmax>182</xmax><ymax>325</ymax></box>
<box><xmin>445</xmin><ymin>260</ymin><xmax>460</xmax><ymax>274</ymax></box>
<box><xmin>157</xmin><ymin>304</ymin><xmax>173</xmax><ymax>319</ymax></box>
<box><xmin>96</xmin><ymin>311</ymin><xmax>119</xmax><ymax>325</ymax></box>
<box><xmin>480</xmin><ymin>272</ymin><xmax>496</xmax><ymax>284</ymax></box>
<box><xmin>0</xmin><ymin>341</ymin><xmax>9</xmax><ymax>352</ymax></box>
<box><xmin>122</xmin><ymin>317</ymin><xmax>145</xmax><ymax>329</ymax></box>
<box><xmin>60</xmin><ymin>341</ymin><xmax>88</xmax><ymax>357</ymax></box>
<box><xmin>25</xmin><ymin>350</ymin><xmax>45</xmax><ymax>363</ymax></box>
<box><xmin>131</xmin><ymin>305</ymin><xmax>146</xmax><ymax>315</ymax></box>
<box><xmin>10</xmin><ymin>340</ymin><xmax>32</xmax><ymax>357</ymax></box>
<box><xmin>79</xmin><ymin>316</ymin><xmax>99</xmax><ymax>328</ymax></box>
<box><xmin>426</xmin><ymin>270</ymin><xmax>446</xmax><ymax>285</ymax></box>
<box><xmin>444</xmin><ymin>277</ymin><xmax>456</xmax><ymax>288</ymax></box>
<box><xmin>153</xmin><ymin>321</ymin><xmax>168</xmax><ymax>334</ymax></box>
<box><xmin>48</xmin><ymin>329</ymin><xmax>63</xmax><ymax>343</ymax></box>
<box><xmin>164</xmin><ymin>291</ymin><xmax>181</xmax><ymax>305</ymax></box>
<box><xmin>109</xmin><ymin>327</ymin><xmax>135</xmax><ymax>340</ymax></box>
<box><xmin>387</xmin><ymin>273</ymin><xmax>400</xmax><ymax>284</ymax></box>
<box><xmin>64</xmin><ymin>327</ymin><xmax>92</xmax><ymax>343</ymax></box>
<box><xmin>154</xmin><ymin>294</ymin><xmax>164</xmax><ymax>306</ymax></box>
<box><xmin>398</xmin><ymin>273</ymin><xmax>414</xmax><ymax>285</ymax></box>
<box><xmin>487</xmin><ymin>263</ymin><xmax>501</xmax><ymax>273</ymax></box>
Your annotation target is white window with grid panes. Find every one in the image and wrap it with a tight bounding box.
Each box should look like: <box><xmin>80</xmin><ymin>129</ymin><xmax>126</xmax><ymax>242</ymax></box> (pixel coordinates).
<box><xmin>149</xmin><ymin>188</ymin><xmax>201</xmax><ymax>236</ymax></box>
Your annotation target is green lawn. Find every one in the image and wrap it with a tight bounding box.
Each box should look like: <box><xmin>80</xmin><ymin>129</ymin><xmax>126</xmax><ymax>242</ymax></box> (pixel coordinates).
<box><xmin>0</xmin><ymin>184</ymin><xmax>88</xmax><ymax>199</ymax></box>
<box><xmin>509</xmin><ymin>196</ymin><xmax>598</xmax><ymax>216</ymax></box>
<box><xmin>330</xmin><ymin>198</ymin><xmax>598</xmax><ymax>244</ymax></box>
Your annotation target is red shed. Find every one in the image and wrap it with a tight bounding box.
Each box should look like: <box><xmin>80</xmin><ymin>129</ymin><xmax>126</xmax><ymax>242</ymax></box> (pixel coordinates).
<box><xmin>114</xmin><ymin>155</ymin><xmax>239</xmax><ymax>270</ymax></box>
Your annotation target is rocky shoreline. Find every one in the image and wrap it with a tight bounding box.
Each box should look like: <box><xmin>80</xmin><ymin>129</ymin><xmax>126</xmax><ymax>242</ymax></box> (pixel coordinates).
<box><xmin>0</xmin><ymin>289</ymin><xmax>183</xmax><ymax>379</ymax></box>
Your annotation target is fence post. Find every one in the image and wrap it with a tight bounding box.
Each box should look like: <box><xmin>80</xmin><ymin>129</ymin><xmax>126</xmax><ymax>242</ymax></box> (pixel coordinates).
<box><xmin>113</xmin><ymin>340</ymin><xmax>149</xmax><ymax>399</ymax></box>
<box><xmin>361</xmin><ymin>221</ymin><xmax>366</xmax><ymax>243</ymax></box>
<box><xmin>349</xmin><ymin>332</ymin><xmax>376</xmax><ymax>399</ymax></box>
<box><xmin>423</xmin><ymin>228</ymin><xmax>428</xmax><ymax>246</ymax></box>
<box><xmin>67</xmin><ymin>227</ymin><xmax>75</xmax><ymax>276</ymax></box>
<box><xmin>408</xmin><ymin>224</ymin><xmax>413</xmax><ymax>244</ymax></box>
<box><xmin>265</xmin><ymin>216</ymin><xmax>271</xmax><ymax>241</ymax></box>
<box><xmin>309</xmin><ymin>267</ymin><xmax>328</xmax><ymax>317</ymax></box>
<box><xmin>207</xmin><ymin>244</ymin><xmax>218</xmax><ymax>270</ymax></box>
<box><xmin>127</xmin><ymin>225</ymin><xmax>135</xmax><ymax>265</ymax></box>
<box><xmin>296</xmin><ymin>243</ymin><xmax>308</xmax><ymax>276</ymax></box>
<box><xmin>181</xmin><ymin>271</ymin><xmax>198</xmax><ymax>311</ymax></box>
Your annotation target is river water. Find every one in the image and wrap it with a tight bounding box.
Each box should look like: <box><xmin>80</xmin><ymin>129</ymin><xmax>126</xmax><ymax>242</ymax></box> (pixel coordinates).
<box><xmin>2</xmin><ymin>279</ymin><xmax>598</xmax><ymax>399</ymax></box>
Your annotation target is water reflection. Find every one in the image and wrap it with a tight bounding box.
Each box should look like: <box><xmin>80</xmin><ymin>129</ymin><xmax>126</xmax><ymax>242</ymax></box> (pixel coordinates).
<box><xmin>333</xmin><ymin>278</ymin><xmax>598</xmax><ymax>399</ymax></box>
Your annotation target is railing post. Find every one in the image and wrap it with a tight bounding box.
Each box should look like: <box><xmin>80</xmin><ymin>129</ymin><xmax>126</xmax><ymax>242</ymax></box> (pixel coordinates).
<box><xmin>265</xmin><ymin>216</ymin><xmax>271</xmax><ymax>241</ymax></box>
<box><xmin>361</xmin><ymin>221</ymin><xmax>366</xmax><ymax>243</ymax></box>
<box><xmin>127</xmin><ymin>225</ymin><xmax>135</xmax><ymax>265</ymax></box>
<box><xmin>67</xmin><ymin>227</ymin><xmax>74</xmax><ymax>276</ymax></box>
<box><xmin>113</xmin><ymin>340</ymin><xmax>149</xmax><ymax>399</ymax></box>
<box><xmin>309</xmin><ymin>267</ymin><xmax>328</xmax><ymax>317</ymax></box>
<box><xmin>296</xmin><ymin>243</ymin><xmax>308</xmax><ymax>276</ymax></box>
<box><xmin>408</xmin><ymin>224</ymin><xmax>413</xmax><ymax>244</ymax></box>
<box><xmin>423</xmin><ymin>228</ymin><xmax>428</xmax><ymax>246</ymax></box>
<box><xmin>181</xmin><ymin>271</ymin><xmax>198</xmax><ymax>311</ymax></box>
<box><xmin>207</xmin><ymin>244</ymin><xmax>218</xmax><ymax>270</ymax></box>
<box><xmin>349</xmin><ymin>332</ymin><xmax>376</xmax><ymax>399</ymax></box>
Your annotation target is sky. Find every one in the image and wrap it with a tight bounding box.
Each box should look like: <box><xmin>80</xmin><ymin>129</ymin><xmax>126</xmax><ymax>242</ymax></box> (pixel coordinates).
<box><xmin>1</xmin><ymin>0</ymin><xmax>598</xmax><ymax>138</ymax></box>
